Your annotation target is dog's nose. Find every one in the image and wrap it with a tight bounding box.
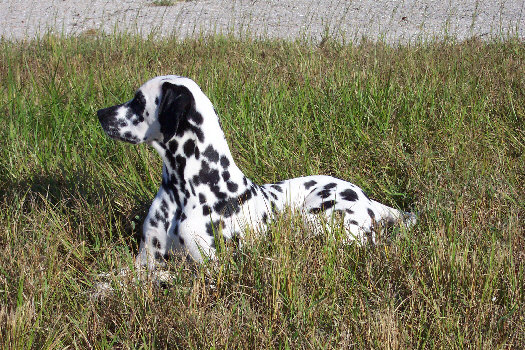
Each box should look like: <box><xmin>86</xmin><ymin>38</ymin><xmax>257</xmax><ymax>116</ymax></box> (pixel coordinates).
<box><xmin>97</xmin><ymin>106</ymin><xmax>119</xmax><ymax>123</ymax></box>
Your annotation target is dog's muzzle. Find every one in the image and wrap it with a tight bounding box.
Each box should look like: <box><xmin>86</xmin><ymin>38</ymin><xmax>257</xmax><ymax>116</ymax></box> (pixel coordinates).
<box><xmin>97</xmin><ymin>105</ymin><xmax>126</xmax><ymax>134</ymax></box>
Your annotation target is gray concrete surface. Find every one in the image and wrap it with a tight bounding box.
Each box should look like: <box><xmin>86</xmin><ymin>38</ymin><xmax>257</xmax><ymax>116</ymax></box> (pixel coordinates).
<box><xmin>1</xmin><ymin>0</ymin><xmax>524</xmax><ymax>43</ymax></box>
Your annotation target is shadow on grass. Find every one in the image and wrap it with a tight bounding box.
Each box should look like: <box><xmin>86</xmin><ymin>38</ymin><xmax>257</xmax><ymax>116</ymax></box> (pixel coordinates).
<box><xmin>0</xmin><ymin>166</ymin><xmax>152</xmax><ymax>253</ymax></box>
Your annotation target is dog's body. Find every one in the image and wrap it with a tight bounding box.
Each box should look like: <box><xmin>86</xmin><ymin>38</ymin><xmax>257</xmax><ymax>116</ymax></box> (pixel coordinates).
<box><xmin>98</xmin><ymin>75</ymin><xmax>415</xmax><ymax>268</ymax></box>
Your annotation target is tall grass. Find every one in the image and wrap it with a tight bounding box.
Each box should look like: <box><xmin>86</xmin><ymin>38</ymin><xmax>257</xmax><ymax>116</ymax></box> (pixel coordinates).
<box><xmin>0</xmin><ymin>33</ymin><xmax>523</xmax><ymax>348</ymax></box>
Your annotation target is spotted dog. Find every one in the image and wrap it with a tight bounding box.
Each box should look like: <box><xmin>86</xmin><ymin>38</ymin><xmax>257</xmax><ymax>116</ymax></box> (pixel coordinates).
<box><xmin>97</xmin><ymin>75</ymin><xmax>416</xmax><ymax>268</ymax></box>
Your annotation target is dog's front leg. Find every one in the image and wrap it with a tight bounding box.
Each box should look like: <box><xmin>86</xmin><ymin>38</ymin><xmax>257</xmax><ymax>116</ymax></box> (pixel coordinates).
<box><xmin>136</xmin><ymin>181</ymin><xmax>179</xmax><ymax>270</ymax></box>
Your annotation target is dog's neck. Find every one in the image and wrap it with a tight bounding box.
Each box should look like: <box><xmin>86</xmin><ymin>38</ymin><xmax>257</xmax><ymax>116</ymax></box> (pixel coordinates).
<box><xmin>151</xmin><ymin>91</ymin><xmax>254</xmax><ymax>206</ymax></box>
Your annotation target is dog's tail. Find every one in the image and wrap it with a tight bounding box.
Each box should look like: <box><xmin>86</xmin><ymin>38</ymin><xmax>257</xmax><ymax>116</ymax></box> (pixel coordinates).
<box><xmin>401</xmin><ymin>211</ymin><xmax>417</xmax><ymax>229</ymax></box>
<box><xmin>371</xmin><ymin>200</ymin><xmax>417</xmax><ymax>229</ymax></box>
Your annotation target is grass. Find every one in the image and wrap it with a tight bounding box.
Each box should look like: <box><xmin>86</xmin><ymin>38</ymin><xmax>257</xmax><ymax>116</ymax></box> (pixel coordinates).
<box><xmin>150</xmin><ymin>0</ymin><xmax>180</xmax><ymax>6</ymax></box>
<box><xmin>0</xmin><ymin>33</ymin><xmax>523</xmax><ymax>348</ymax></box>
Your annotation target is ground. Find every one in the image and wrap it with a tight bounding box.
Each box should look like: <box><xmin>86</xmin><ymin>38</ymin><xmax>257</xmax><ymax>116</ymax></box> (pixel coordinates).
<box><xmin>1</xmin><ymin>0</ymin><xmax>524</xmax><ymax>43</ymax></box>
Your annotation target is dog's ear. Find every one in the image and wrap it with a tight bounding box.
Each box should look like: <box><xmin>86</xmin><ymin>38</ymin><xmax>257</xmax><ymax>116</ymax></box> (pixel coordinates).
<box><xmin>158</xmin><ymin>82</ymin><xmax>193</xmax><ymax>144</ymax></box>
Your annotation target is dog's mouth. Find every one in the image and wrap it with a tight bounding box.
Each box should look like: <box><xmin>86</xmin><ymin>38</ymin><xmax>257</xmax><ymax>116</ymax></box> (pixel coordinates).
<box><xmin>103</xmin><ymin>128</ymin><xmax>141</xmax><ymax>144</ymax></box>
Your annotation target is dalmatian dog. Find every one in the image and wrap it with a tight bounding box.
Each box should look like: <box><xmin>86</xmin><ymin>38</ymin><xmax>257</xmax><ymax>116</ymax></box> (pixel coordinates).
<box><xmin>97</xmin><ymin>75</ymin><xmax>416</xmax><ymax>269</ymax></box>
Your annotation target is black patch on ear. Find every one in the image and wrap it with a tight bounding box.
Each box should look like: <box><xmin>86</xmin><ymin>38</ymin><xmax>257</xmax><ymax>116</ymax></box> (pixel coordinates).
<box><xmin>158</xmin><ymin>82</ymin><xmax>195</xmax><ymax>144</ymax></box>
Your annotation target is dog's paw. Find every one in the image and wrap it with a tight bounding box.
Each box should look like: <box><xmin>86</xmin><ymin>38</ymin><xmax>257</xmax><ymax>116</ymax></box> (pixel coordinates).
<box><xmin>88</xmin><ymin>268</ymin><xmax>177</xmax><ymax>299</ymax></box>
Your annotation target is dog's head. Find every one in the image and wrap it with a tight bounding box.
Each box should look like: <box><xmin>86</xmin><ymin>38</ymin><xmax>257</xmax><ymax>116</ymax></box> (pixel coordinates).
<box><xmin>97</xmin><ymin>76</ymin><xmax>197</xmax><ymax>145</ymax></box>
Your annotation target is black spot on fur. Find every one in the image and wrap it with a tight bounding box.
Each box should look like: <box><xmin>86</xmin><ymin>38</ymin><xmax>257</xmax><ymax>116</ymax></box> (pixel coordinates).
<box><xmin>183</xmin><ymin>139</ymin><xmax>196</xmax><ymax>157</ymax></box>
<box><xmin>222</xmin><ymin>171</ymin><xmax>230</xmax><ymax>182</ymax></box>
<box><xmin>192</xmin><ymin>175</ymin><xmax>200</xmax><ymax>186</ymax></box>
<box><xmin>239</xmin><ymin>188</ymin><xmax>253</xmax><ymax>202</ymax></box>
<box><xmin>162</xmin><ymin>172</ymin><xmax>176</xmax><ymax>190</ymax></box>
<box><xmin>262</xmin><ymin>212</ymin><xmax>268</xmax><ymax>224</ymax></box>
<box><xmin>203</xmin><ymin>145</ymin><xmax>220</xmax><ymax>163</ymax></box>
<box><xmin>198</xmin><ymin>161</ymin><xmax>220</xmax><ymax>186</ymax></box>
<box><xmin>213</xmin><ymin>188</ymin><xmax>254</xmax><ymax>218</ymax></box>
<box><xmin>349</xmin><ymin>220</ymin><xmax>358</xmax><ymax>225</ymax></box>
<box><xmin>179</xmin><ymin>237</ymin><xmax>184</xmax><ymax>245</ymax></box>
<box><xmin>175</xmin><ymin>155</ymin><xmax>186</xmax><ymax>181</ymax></box>
<box><xmin>149</xmin><ymin>218</ymin><xmax>158</xmax><ymax>228</ymax></box>
<box><xmin>213</xmin><ymin>198</ymin><xmax>241</xmax><ymax>218</ymax></box>
<box><xmin>189</xmin><ymin>110</ymin><xmax>203</xmax><ymax>125</ymax></box>
<box><xmin>271</xmin><ymin>184</ymin><xmax>283</xmax><ymax>192</ymax></box>
<box><xmin>340</xmin><ymin>189</ymin><xmax>358</xmax><ymax>202</ymax></box>
<box><xmin>210</xmin><ymin>186</ymin><xmax>228</xmax><ymax>200</ymax></box>
<box><xmin>152</xmin><ymin>237</ymin><xmax>161</xmax><ymax>249</ymax></box>
<box><xmin>345</xmin><ymin>208</ymin><xmax>354</xmax><ymax>214</ymax></box>
<box><xmin>206</xmin><ymin>220</ymin><xmax>224</xmax><ymax>236</ymax></box>
<box><xmin>332</xmin><ymin>209</ymin><xmax>345</xmax><ymax>217</ymax></box>
<box><xmin>227</xmin><ymin>181</ymin><xmax>238</xmax><ymax>192</ymax></box>
<box><xmin>220</xmin><ymin>156</ymin><xmax>230</xmax><ymax>168</ymax></box>
<box><xmin>309</xmin><ymin>200</ymin><xmax>337</xmax><ymax>214</ymax></box>
<box><xmin>324</xmin><ymin>183</ymin><xmax>337</xmax><ymax>190</ymax></box>
<box><xmin>243</xmin><ymin>177</ymin><xmax>248</xmax><ymax>186</ymax></box>
<box><xmin>154</xmin><ymin>252</ymin><xmax>163</xmax><ymax>260</ymax></box>
<box><xmin>129</xmin><ymin>91</ymin><xmax>146</xmax><ymax>117</ymax></box>
<box><xmin>160</xmin><ymin>199</ymin><xmax>168</xmax><ymax>215</ymax></box>
<box><xmin>309</xmin><ymin>207</ymin><xmax>321</xmax><ymax>214</ymax></box>
<box><xmin>172</xmin><ymin>190</ymin><xmax>181</xmax><ymax>207</ymax></box>
<box><xmin>199</xmin><ymin>193</ymin><xmax>206</xmax><ymax>204</ymax></box>
<box><xmin>323</xmin><ymin>200</ymin><xmax>337</xmax><ymax>210</ymax></box>
<box><xmin>180</xmin><ymin>213</ymin><xmax>187</xmax><ymax>222</ymax></box>
<box><xmin>304</xmin><ymin>180</ymin><xmax>317</xmax><ymax>189</ymax></box>
<box><xmin>168</xmin><ymin>140</ymin><xmax>178</xmax><ymax>154</ymax></box>
<box><xmin>202</xmin><ymin>205</ymin><xmax>211</xmax><ymax>216</ymax></box>
<box><xmin>165</xmin><ymin>152</ymin><xmax>177</xmax><ymax>172</ymax></box>
<box><xmin>318</xmin><ymin>189</ymin><xmax>332</xmax><ymax>199</ymax></box>
<box><xmin>270</xmin><ymin>201</ymin><xmax>278</xmax><ymax>214</ymax></box>
<box><xmin>367</xmin><ymin>208</ymin><xmax>375</xmax><ymax>220</ymax></box>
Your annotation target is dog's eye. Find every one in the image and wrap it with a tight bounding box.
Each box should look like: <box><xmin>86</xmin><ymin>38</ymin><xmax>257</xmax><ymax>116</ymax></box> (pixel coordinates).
<box><xmin>129</xmin><ymin>91</ymin><xmax>146</xmax><ymax>116</ymax></box>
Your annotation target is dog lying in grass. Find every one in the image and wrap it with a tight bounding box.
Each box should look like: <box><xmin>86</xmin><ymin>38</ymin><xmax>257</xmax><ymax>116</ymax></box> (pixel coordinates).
<box><xmin>97</xmin><ymin>75</ymin><xmax>416</xmax><ymax>269</ymax></box>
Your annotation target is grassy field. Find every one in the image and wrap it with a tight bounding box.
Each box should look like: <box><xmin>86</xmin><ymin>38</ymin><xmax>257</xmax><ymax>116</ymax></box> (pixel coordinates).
<box><xmin>0</xmin><ymin>33</ymin><xmax>523</xmax><ymax>348</ymax></box>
